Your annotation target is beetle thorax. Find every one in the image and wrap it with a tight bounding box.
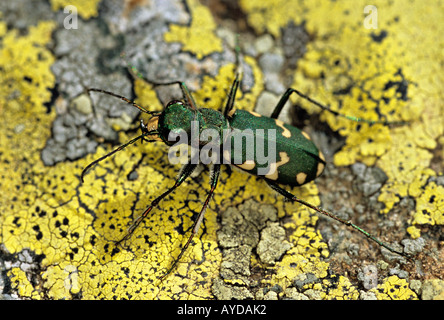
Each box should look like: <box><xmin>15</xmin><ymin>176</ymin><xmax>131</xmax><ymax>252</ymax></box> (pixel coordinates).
<box><xmin>158</xmin><ymin>102</ymin><xmax>230</xmax><ymax>147</ymax></box>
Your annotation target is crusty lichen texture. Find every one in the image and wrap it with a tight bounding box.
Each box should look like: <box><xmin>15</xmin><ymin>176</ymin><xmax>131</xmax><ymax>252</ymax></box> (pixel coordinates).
<box><xmin>50</xmin><ymin>0</ymin><xmax>100</xmax><ymax>19</ymax></box>
<box><xmin>1</xmin><ymin>0</ymin><xmax>442</xmax><ymax>300</ymax></box>
<box><xmin>164</xmin><ymin>0</ymin><xmax>223</xmax><ymax>59</ymax></box>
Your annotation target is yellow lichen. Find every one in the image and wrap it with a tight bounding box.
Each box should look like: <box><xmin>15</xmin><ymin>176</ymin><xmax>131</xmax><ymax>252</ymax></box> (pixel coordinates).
<box><xmin>0</xmin><ymin>19</ymin><xmax>58</xmax><ymax>271</ymax></box>
<box><xmin>50</xmin><ymin>0</ymin><xmax>101</xmax><ymax>19</ymax></box>
<box><xmin>269</xmin><ymin>183</ymin><xmax>330</xmax><ymax>293</ymax></box>
<box><xmin>323</xmin><ymin>276</ymin><xmax>360</xmax><ymax>300</ymax></box>
<box><xmin>164</xmin><ymin>0</ymin><xmax>223</xmax><ymax>59</ymax></box>
<box><xmin>411</xmin><ymin>182</ymin><xmax>444</xmax><ymax>225</ymax></box>
<box><xmin>8</xmin><ymin>267</ymin><xmax>42</xmax><ymax>299</ymax></box>
<box><xmin>370</xmin><ymin>276</ymin><xmax>418</xmax><ymax>300</ymax></box>
<box><xmin>406</xmin><ymin>226</ymin><xmax>421</xmax><ymax>239</ymax></box>
<box><xmin>239</xmin><ymin>0</ymin><xmax>305</xmax><ymax>37</ymax></box>
<box><xmin>0</xmin><ymin>21</ymin><xmax>55</xmax><ymax>111</ymax></box>
<box><xmin>1</xmin><ymin>0</ymin><xmax>442</xmax><ymax>300</ymax></box>
<box><xmin>193</xmin><ymin>55</ymin><xmax>263</xmax><ymax>112</ymax></box>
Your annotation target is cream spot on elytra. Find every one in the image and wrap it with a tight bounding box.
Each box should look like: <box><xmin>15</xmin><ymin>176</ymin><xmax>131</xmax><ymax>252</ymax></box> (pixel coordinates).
<box><xmin>296</xmin><ymin>172</ymin><xmax>307</xmax><ymax>185</ymax></box>
<box><xmin>238</xmin><ymin>159</ymin><xmax>256</xmax><ymax>170</ymax></box>
<box><xmin>275</xmin><ymin>119</ymin><xmax>291</xmax><ymax>138</ymax></box>
<box><xmin>265</xmin><ymin>152</ymin><xmax>290</xmax><ymax>180</ymax></box>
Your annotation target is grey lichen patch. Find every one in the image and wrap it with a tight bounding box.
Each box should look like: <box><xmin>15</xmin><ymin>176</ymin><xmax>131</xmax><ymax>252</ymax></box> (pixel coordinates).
<box><xmin>220</xmin><ymin>245</ymin><xmax>252</xmax><ymax>280</ymax></box>
<box><xmin>351</xmin><ymin>162</ymin><xmax>388</xmax><ymax>198</ymax></box>
<box><xmin>421</xmin><ymin>279</ymin><xmax>444</xmax><ymax>300</ymax></box>
<box><xmin>212</xmin><ymin>277</ymin><xmax>254</xmax><ymax>300</ymax></box>
<box><xmin>218</xmin><ymin>199</ymin><xmax>278</xmax><ymax>250</ymax></box>
<box><xmin>217</xmin><ymin>199</ymin><xmax>276</xmax><ymax>287</ymax></box>
<box><xmin>217</xmin><ymin>206</ymin><xmax>259</xmax><ymax>249</ymax></box>
<box><xmin>44</xmin><ymin>18</ymin><xmax>134</xmax><ymax>165</ymax></box>
<box><xmin>401</xmin><ymin>237</ymin><xmax>426</xmax><ymax>255</ymax></box>
<box><xmin>72</xmin><ymin>94</ymin><xmax>93</xmax><ymax>115</ymax></box>
<box><xmin>42</xmin><ymin>0</ymin><xmax>201</xmax><ymax>166</ymax></box>
<box><xmin>292</xmin><ymin>272</ymin><xmax>319</xmax><ymax>290</ymax></box>
<box><xmin>214</xmin><ymin>199</ymin><xmax>292</xmax><ymax>298</ymax></box>
<box><xmin>282</xmin><ymin>287</ymin><xmax>310</xmax><ymax>300</ymax></box>
<box><xmin>257</xmin><ymin>222</ymin><xmax>292</xmax><ymax>264</ymax></box>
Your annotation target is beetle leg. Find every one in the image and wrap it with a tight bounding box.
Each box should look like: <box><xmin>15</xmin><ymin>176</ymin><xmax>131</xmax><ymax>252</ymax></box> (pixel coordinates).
<box><xmin>114</xmin><ymin>162</ymin><xmax>197</xmax><ymax>248</ymax></box>
<box><xmin>265</xmin><ymin>180</ymin><xmax>409</xmax><ymax>258</ymax></box>
<box><xmin>81</xmin><ymin>133</ymin><xmax>157</xmax><ymax>182</ymax></box>
<box><xmin>223</xmin><ymin>71</ymin><xmax>241</xmax><ymax>118</ymax></box>
<box><xmin>223</xmin><ymin>39</ymin><xmax>243</xmax><ymax>118</ymax></box>
<box><xmin>271</xmin><ymin>87</ymin><xmax>351</xmax><ymax>120</ymax></box>
<box><xmin>149</xmin><ymin>80</ymin><xmax>199</xmax><ymax>111</ymax></box>
<box><xmin>159</xmin><ymin>164</ymin><xmax>221</xmax><ymax>282</ymax></box>
<box><xmin>271</xmin><ymin>88</ymin><xmax>405</xmax><ymax>125</ymax></box>
<box><xmin>86</xmin><ymin>88</ymin><xmax>155</xmax><ymax>114</ymax></box>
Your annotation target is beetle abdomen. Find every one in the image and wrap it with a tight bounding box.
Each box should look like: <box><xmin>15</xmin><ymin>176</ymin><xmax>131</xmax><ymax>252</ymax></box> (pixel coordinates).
<box><xmin>227</xmin><ymin>109</ymin><xmax>325</xmax><ymax>186</ymax></box>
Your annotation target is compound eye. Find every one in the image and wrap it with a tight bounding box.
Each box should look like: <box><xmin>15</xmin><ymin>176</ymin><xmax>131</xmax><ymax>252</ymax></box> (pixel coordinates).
<box><xmin>166</xmin><ymin>100</ymin><xmax>184</xmax><ymax>107</ymax></box>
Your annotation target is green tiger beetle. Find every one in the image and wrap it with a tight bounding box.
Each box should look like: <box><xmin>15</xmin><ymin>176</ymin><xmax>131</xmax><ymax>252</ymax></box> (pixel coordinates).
<box><xmin>81</xmin><ymin>50</ymin><xmax>409</xmax><ymax>281</ymax></box>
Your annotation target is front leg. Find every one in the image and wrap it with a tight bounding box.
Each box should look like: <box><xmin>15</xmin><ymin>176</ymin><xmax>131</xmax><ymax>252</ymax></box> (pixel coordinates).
<box><xmin>115</xmin><ymin>162</ymin><xmax>198</xmax><ymax>247</ymax></box>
